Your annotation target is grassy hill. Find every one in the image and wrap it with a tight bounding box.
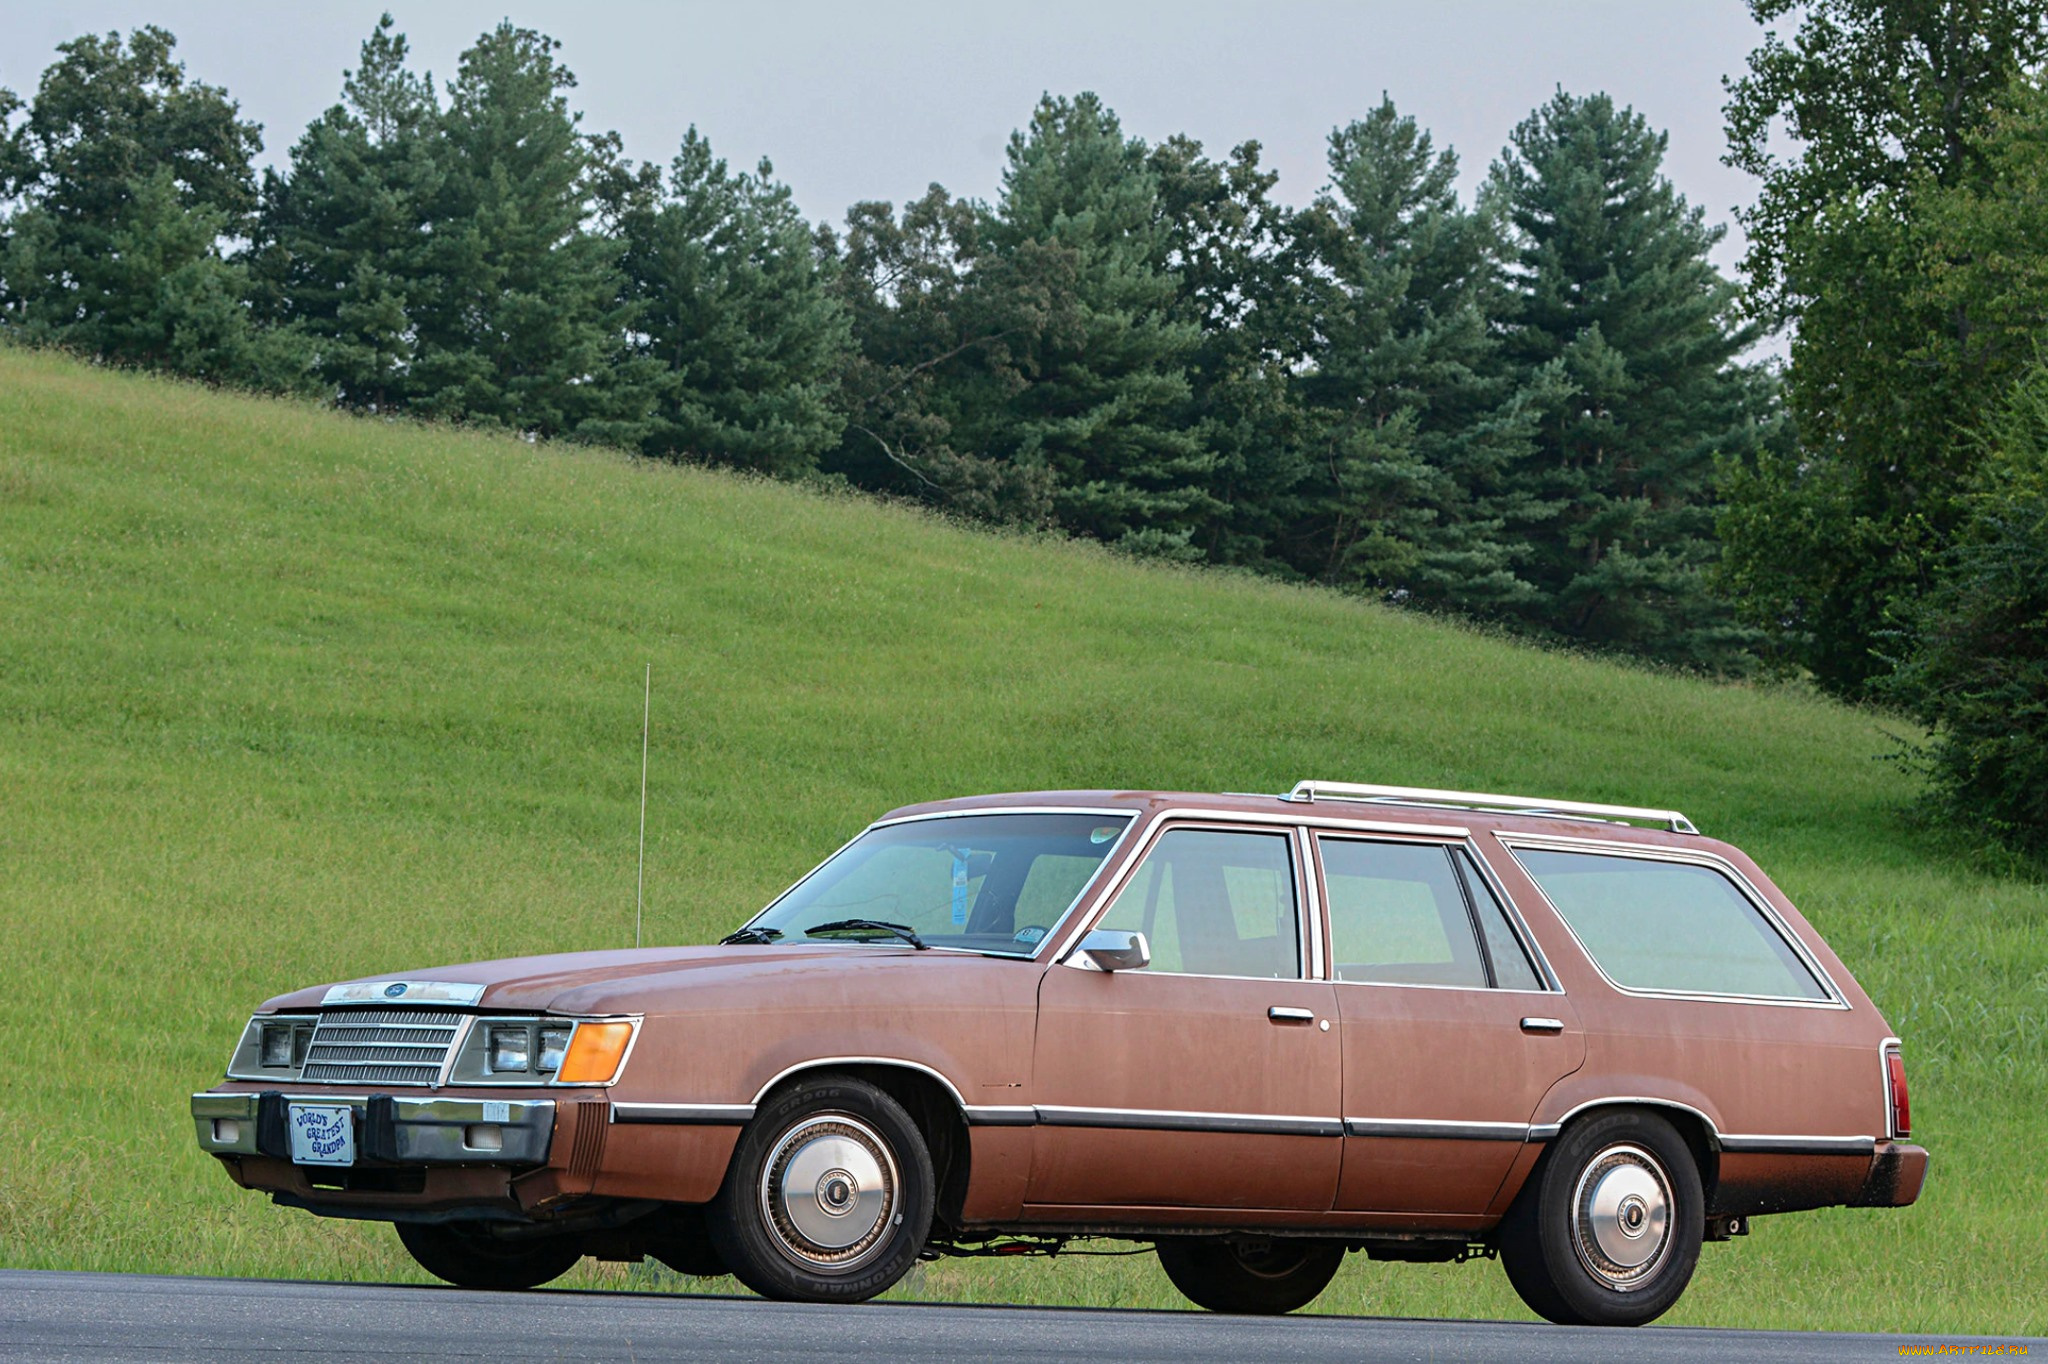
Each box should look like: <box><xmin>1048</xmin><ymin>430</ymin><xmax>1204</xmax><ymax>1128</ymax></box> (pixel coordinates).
<box><xmin>0</xmin><ymin>347</ymin><xmax>2039</xmax><ymax>1332</ymax></box>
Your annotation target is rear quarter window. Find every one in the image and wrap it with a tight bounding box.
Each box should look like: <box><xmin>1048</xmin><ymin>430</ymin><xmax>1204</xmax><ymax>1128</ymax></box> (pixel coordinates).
<box><xmin>1511</xmin><ymin>848</ymin><xmax>1831</xmax><ymax>1001</ymax></box>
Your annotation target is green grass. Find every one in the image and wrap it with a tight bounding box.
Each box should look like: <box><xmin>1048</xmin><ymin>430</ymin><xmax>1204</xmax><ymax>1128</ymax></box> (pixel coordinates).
<box><xmin>0</xmin><ymin>348</ymin><xmax>2041</xmax><ymax>1333</ymax></box>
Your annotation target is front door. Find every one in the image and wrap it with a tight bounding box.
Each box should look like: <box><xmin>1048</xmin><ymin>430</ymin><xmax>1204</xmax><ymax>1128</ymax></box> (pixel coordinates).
<box><xmin>1026</xmin><ymin>824</ymin><xmax>1343</xmax><ymax>1215</ymax></box>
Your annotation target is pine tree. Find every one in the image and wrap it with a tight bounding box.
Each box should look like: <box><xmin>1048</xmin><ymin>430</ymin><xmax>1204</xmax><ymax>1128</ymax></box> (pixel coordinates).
<box><xmin>253</xmin><ymin>14</ymin><xmax>442</xmax><ymax>410</ymax></box>
<box><xmin>612</xmin><ymin>129</ymin><xmax>849</xmax><ymax>475</ymax></box>
<box><xmin>0</xmin><ymin>27</ymin><xmax>307</xmax><ymax>388</ymax></box>
<box><xmin>1284</xmin><ymin>99</ymin><xmax>1536</xmax><ymax>611</ymax></box>
<box><xmin>1488</xmin><ymin>91</ymin><xmax>1757</xmax><ymax>668</ymax></box>
<box><xmin>409</xmin><ymin>22</ymin><xmax>641</xmax><ymax>441</ymax></box>
<box><xmin>983</xmin><ymin>94</ymin><xmax>1212</xmax><ymax>553</ymax></box>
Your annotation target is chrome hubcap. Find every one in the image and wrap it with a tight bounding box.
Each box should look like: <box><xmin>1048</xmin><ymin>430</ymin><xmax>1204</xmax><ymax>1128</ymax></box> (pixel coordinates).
<box><xmin>1571</xmin><ymin>1143</ymin><xmax>1673</xmax><ymax>1290</ymax></box>
<box><xmin>761</xmin><ymin>1115</ymin><xmax>899</xmax><ymax>1273</ymax></box>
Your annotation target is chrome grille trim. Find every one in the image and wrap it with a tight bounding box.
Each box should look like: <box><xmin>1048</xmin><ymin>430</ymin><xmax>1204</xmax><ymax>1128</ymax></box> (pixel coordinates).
<box><xmin>302</xmin><ymin>1008</ymin><xmax>464</xmax><ymax>1087</ymax></box>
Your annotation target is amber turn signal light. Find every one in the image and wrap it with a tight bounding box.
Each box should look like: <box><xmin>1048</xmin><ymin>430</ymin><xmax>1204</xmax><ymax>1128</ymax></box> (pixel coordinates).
<box><xmin>558</xmin><ymin>1021</ymin><xmax>634</xmax><ymax>1083</ymax></box>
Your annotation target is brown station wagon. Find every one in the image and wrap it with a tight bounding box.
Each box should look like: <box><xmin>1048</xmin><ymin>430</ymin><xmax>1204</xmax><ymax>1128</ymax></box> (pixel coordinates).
<box><xmin>191</xmin><ymin>782</ymin><xmax>1927</xmax><ymax>1326</ymax></box>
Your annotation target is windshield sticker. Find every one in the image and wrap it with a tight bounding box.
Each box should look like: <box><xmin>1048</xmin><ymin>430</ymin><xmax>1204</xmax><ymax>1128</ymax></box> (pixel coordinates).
<box><xmin>1091</xmin><ymin>826</ymin><xmax>1119</xmax><ymax>845</ymax></box>
<box><xmin>951</xmin><ymin>852</ymin><xmax>970</xmax><ymax>925</ymax></box>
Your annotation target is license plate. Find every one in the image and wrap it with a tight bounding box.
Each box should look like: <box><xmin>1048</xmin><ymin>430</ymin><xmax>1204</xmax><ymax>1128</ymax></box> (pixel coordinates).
<box><xmin>287</xmin><ymin>1103</ymin><xmax>356</xmax><ymax>1166</ymax></box>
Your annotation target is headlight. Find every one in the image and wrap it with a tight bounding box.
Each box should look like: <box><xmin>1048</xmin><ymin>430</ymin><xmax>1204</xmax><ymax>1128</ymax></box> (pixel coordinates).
<box><xmin>260</xmin><ymin>1024</ymin><xmax>294</xmax><ymax>1068</ymax></box>
<box><xmin>443</xmin><ymin>1015</ymin><xmax>638</xmax><ymax>1085</ymax></box>
<box><xmin>488</xmin><ymin>1025</ymin><xmax>531</xmax><ymax>1073</ymax></box>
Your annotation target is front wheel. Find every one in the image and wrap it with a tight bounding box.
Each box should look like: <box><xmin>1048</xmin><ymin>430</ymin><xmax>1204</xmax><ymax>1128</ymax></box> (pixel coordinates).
<box><xmin>1498</xmin><ymin>1109</ymin><xmax>1704</xmax><ymax>1326</ymax></box>
<box><xmin>1156</xmin><ymin>1237</ymin><xmax>1345</xmax><ymax>1314</ymax></box>
<box><xmin>395</xmin><ymin>1221</ymin><xmax>583</xmax><ymax>1290</ymax></box>
<box><xmin>706</xmin><ymin>1074</ymin><xmax>935</xmax><ymax>1302</ymax></box>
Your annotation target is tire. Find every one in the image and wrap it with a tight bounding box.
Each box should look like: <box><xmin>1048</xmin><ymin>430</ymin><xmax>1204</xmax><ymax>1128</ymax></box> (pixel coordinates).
<box><xmin>706</xmin><ymin>1074</ymin><xmax>935</xmax><ymax>1302</ymax></box>
<box><xmin>395</xmin><ymin>1220</ymin><xmax>584</xmax><ymax>1290</ymax></box>
<box><xmin>1498</xmin><ymin>1109</ymin><xmax>1704</xmax><ymax>1327</ymax></box>
<box><xmin>1156</xmin><ymin>1237</ymin><xmax>1345</xmax><ymax>1314</ymax></box>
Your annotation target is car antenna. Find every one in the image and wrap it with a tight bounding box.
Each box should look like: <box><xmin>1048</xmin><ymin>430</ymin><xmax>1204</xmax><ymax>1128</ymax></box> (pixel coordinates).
<box><xmin>636</xmin><ymin>662</ymin><xmax>650</xmax><ymax>950</ymax></box>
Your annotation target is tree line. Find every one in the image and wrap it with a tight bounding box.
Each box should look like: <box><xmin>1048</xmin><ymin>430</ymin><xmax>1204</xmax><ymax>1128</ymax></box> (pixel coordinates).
<box><xmin>2</xmin><ymin>4</ymin><xmax>2043</xmax><ymax>853</ymax></box>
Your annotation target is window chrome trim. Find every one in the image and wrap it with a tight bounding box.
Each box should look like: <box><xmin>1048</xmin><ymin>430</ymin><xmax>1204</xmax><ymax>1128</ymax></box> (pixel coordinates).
<box><xmin>1051</xmin><ymin>814</ymin><xmax>1330</xmax><ymax>977</ymax></box>
<box><xmin>1456</xmin><ymin>841</ymin><xmax>1564</xmax><ymax>992</ymax></box>
<box><xmin>1329</xmin><ymin>979</ymin><xmax>1564</xmax><ymax>996</ymax></box>
<box><xmin>1308</xmin><ymin>832</ymin><xmax>1565</xmax><ymax>995</ymax></box>
<box><xmin>738</xmin><ymin>807</ymin><xmax>1140</xmax><ymax>962</ymax></box>
<box><xmin>1497</xmin><ymin>834</ymin><xmax>1848</xmax><ymax>1009</ymax></box>
<box><xmin>1295</xmin><ymin>827</ymin><xmax>1326</xmax><ymax>981</ymax></box>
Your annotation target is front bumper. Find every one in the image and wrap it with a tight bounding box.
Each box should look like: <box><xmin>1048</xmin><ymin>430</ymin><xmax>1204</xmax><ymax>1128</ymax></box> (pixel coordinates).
<box><xmin>192</xmin><ymin>1091</ymin><xmax>555</xmax><ymax>1166</ymax></box>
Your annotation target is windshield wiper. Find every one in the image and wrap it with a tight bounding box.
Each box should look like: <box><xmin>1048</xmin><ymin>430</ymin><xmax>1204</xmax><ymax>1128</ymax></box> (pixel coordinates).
<box><xmin>803</xmin><ymin>919</ymin><xmax>929</xmax><ymax>950</ymax></box>
<box><xmin>718</xmin><ymin>925</ymin><xmax>783</xmax><ymax>945</ymax></box>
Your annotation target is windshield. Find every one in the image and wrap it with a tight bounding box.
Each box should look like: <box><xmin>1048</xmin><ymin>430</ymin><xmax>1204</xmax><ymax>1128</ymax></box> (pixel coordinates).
<box><xmin>747</xmin><ymin>812</ymin><xmax>1133</xmax><ymax>956</ymax></box>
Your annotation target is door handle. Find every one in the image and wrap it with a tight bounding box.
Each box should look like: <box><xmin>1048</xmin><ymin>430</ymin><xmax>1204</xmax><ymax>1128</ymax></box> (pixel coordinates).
<box><xmin>1520</xmin><ymin>1016</ymin><xmax>1565</xmax><ymax>1033</ymax></box>
<box><xmin>1268</xmin><ymin>1006</ymin><xmax>1315</xmax><ymax>1025</ymax></box>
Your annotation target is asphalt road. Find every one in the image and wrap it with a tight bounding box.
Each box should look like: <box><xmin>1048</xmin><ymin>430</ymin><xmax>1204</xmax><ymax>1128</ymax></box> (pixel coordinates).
<box><xmin>3</xmin><ymin>1270</ymin><xmax>2038</xmax><ymax>1363</ymax></box>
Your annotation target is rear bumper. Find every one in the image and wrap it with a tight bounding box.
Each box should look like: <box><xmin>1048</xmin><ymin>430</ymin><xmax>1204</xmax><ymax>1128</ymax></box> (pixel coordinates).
<box><xmin>1852</xmin><ymin>1142</ymin><xmax>1929</xmax><ymax>1208</ymax></box>
<box><xmin>192</xmin><ymin>1090</ymin><xmax>555</xmax><ymax>1166</ymax></box>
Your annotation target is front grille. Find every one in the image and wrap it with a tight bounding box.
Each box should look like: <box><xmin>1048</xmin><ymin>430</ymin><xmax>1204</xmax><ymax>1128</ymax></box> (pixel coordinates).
<box><xmin>301</xmin><ymin>1008</ymin><xmax>464</xmax><ymax>1085</ymax></box>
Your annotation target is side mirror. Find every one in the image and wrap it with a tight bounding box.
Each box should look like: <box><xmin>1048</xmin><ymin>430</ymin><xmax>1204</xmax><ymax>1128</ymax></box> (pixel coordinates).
<box><xmin>1076</xmin><ymin>929</ymin><xmax>1150</xmax><ymax>972</ymax></box>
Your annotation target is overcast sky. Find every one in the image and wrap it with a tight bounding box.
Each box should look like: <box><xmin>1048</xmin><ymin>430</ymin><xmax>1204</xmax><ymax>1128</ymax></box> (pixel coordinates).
<box><xmin>0</xmin><ymin>1</ymin><xmax>1772</xmax><ymax>276</ymax></box>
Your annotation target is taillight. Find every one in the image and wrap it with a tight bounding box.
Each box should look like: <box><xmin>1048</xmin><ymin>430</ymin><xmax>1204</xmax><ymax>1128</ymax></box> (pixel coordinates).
<box><xmin>1885</xmin><ymin>1047</ymin><xmax>1911</xmax><ymax>1138</ymax></box>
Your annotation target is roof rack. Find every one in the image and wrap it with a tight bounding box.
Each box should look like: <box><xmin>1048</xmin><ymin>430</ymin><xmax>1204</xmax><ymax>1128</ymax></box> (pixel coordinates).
<box><xmin>1286</xmin><ymin>780</ymin><xmax>1699</xmax><ymax>835</ymax></box>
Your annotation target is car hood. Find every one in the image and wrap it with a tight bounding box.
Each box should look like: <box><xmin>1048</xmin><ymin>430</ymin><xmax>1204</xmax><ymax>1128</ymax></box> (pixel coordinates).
<box><xmin>259</xmin><ymin>943</ymin><xmax>949</xmax><ymax>1016</ymax></box>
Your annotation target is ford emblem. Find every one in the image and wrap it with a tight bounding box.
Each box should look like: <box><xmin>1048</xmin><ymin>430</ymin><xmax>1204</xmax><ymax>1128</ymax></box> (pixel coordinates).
<box><xmin>384</xmin><ymin>983</ymin><xmax>408</xmax><ymax>998</ymax></box>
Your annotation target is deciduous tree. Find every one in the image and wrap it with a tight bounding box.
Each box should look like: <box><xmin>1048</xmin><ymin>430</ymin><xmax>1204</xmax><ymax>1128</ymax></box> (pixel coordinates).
<box><xmin>1719</xmin><ymin>0</ymin><xmax>2048</xmax><ymax>693</ymax></box>
<box><xmin>0</xmin><ymin>27</ymin><xmax>307</xmax><ymax>388</ymax></box>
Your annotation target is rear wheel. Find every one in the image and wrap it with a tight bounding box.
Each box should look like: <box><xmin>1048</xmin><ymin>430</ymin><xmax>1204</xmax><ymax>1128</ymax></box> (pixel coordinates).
<box><xmin>1156</xmin><ymin>1237</ymin><xmax>1345</xmax><ymax>1314</ymax></box>
<box><xmin>707</xmin><ymin>1074</ymin><xmax>934</xmax><ymax>1302</ymax></box>
<box><xmin>396</xmin><ymin>1221</ymin><xmax>583</xmax><ymax>1290</ymax></box>
<box><xmin>1498</xmin><ymin>1109</ymin><xmax>1704</xmax><ymax>1326</ymax></box>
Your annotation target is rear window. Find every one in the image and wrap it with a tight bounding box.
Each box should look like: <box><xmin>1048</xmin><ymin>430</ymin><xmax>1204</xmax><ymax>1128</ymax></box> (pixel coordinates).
<box><xmin>1512</xmin><ymin>848</ymin><xmax>1830</xmax><ymax>1001</ymax></box>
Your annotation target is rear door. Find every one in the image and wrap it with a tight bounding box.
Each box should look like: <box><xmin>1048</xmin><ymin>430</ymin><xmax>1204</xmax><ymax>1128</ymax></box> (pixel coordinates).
<box><xmin>1027</xmin><ymin>823</ymin><xmax>1343</xmax><ymax>1214</ymax></box>
<box><xmin>1317</xmin><ymin>835</ymin><xmax>1585</xmax><ymax>1214</ymax></box>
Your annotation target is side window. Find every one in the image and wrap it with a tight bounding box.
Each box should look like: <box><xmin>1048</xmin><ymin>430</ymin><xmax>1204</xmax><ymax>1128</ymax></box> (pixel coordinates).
<box><xmin>1513</xmin><ymin>848</ymin><xmax>1830</xmax><ymax>1000</ymax></box>
<box><xmin>1092</xmin><ymin>828</ymin><xmax>1300</xmax><ymax>979</ymax></box>
<box><xmin>1456</xmin><ymin>851</ymin><xmax>1544</xmax><ymax>991</ymax></box>
<box><xmin>1320</xmin><ymin>840</ymin><xmax>1486</xmax><ymax>988</ymax></box>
